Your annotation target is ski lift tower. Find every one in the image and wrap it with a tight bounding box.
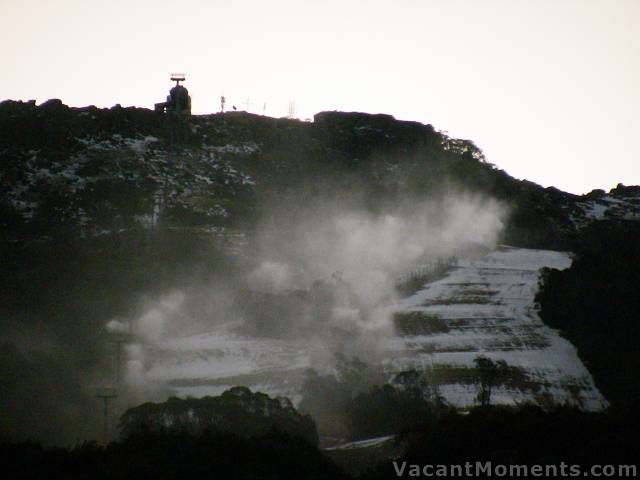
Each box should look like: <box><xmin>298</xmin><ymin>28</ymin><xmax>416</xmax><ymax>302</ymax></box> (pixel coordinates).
<box><xmin>107</xmin><ymin>330</ymin><xmax>130</xmax><ymax>386</ymax></box>
<box><xmin>95</xmin><ymin>387</ymin><xmax>118</xmax><ymax>443</ymax></box>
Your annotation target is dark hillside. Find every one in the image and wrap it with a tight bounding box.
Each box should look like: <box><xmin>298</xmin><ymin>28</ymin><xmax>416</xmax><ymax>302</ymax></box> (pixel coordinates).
<box><xmin>1</xmin><ymin>99</ymin><xmax>602</xmax><ymax>249</ymax></box>
<box><xmin>537</xmin><ymin>220</ymin><xmax>640</xmax><ymax>408</ymax></box>
<box><xmin>2</xmin><ymin>99</ymin><xmax>640</xmax><ymax>447</ymax></box>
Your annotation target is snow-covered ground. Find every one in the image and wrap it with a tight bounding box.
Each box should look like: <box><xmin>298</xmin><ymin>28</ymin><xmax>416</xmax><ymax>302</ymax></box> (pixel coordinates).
<box><xmin>574</xmin><ymin>195</ymin><xmax>640</xmax><ymax>223</ymax></box>
<box><xmin>5</xmin><ymin>133</ymin><xmax>258</xmax><ymax>229</ymax></box>
<box><xmin>325</xmin><ymin>435</ymin><xmax>395</xmax><ymax>451</ymax></box>
<box><xmin>140</xmin><ymin>246</ymin><xmax>607</xmax><ymax>410</ymax></box>
<box><xmin>385</xmin><ymin>246</ymin><xmax>606</xmax><ymax>410</ymax></box>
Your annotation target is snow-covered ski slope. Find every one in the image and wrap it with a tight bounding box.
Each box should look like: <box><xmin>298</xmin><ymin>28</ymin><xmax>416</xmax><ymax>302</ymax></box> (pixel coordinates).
<box><xmin>144</xmin><ymin>246</ymin><xmax>607</xmax><ymax>410</ymax></box>
<box><xmin>386</xmin><ymin>246</ymin><xmax>606</xmax><ymax>410</ymax></box>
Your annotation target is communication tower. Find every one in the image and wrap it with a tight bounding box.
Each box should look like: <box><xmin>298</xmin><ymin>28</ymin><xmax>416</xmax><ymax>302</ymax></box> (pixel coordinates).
<box><xmin>287</xmin><ymin>100</ymin><xmax>296</xmax><ymax>119</ymax></box>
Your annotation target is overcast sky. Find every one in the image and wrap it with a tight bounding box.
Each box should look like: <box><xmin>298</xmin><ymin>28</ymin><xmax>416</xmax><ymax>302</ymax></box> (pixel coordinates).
<box><xmin>2</xmin><ymin>0</ymin><xmax>638</xmax><ymax>194</ymax></box>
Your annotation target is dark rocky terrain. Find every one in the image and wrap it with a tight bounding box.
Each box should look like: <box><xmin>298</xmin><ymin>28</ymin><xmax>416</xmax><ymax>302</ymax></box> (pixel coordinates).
<box><xmin>2</xmin><ymin>99</ymin><xmax>639</xmax><ymax>250</ymax></box>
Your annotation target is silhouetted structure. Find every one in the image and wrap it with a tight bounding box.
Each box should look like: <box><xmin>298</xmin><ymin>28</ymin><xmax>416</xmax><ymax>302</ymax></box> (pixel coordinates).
<box><xmin>95</xmin><ymin>387</ymin><xmax>118</xmax><ymax>443</ymax></box>
<box><xmin>155</xmin><ymin>73</ymin><xmax>191</xmax><ymax>115</ymax></box>
<box><xmin>108</xmin><ymin>332</ymin><xmax>129</xmax><ymax>385</ymax></box>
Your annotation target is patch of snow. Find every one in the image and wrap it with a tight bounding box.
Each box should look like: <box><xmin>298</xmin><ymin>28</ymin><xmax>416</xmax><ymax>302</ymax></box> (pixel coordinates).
<box><xmin>577</xmin><ymin>194</ymin><xmax>640</xmax><ymax>223</ymax></box>
<box><xmin>325</xmin><ymin>435</ymin><xmax>395</xmax><ymax>451</ymax></box>
<box><xmin>583</xmin><ymin>201</ymin><xmax>609</xmax><ymax>220</ymax></box>
<box><xmin>124</xmin><ymin>136</ymin><xmax>160</xmax><ymax>154</ymax></box>
<box><xmin>205</xmin><ymin>143</ymin><xmax>259</xmax><ymax>155</ymax></box>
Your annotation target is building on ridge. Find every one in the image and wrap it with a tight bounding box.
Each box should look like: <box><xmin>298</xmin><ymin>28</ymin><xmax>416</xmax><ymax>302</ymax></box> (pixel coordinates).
<box><xmin>155</xmin><ymin>73</ymin><xmax>191</xmax><ymax>115</ymax></box>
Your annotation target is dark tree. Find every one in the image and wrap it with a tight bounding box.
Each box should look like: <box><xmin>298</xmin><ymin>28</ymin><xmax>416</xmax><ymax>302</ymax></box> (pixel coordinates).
<box><xmin>474</xmin><ymin>356</ymin><xmax>508</xmax><ymax>407</ymax></box>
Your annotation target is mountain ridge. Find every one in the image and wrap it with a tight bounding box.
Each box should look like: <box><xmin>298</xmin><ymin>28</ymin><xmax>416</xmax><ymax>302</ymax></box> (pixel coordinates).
<box><xmin>2</xmin><ymin>98</ymin><xmax>639</xmax><ymax>250</ymax></box>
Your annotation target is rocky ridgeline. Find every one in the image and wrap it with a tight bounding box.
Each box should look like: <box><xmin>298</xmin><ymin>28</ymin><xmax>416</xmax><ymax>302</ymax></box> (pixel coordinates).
<box><xmin>1</xmin><ymin>99</ymin><xmax>639</xmax><ymax>248</ymax></box>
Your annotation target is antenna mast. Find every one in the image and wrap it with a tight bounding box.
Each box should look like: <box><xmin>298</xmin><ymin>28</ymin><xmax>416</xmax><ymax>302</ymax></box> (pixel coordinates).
<box><xmin>287</xmin><ymin>99</ymin><xmax>296</xmax><ymax>119</ymax></box>
<box><xmin>170</xmin><ymin>72</ymin><xmax>185</xmax><ymax>86</ymax></box>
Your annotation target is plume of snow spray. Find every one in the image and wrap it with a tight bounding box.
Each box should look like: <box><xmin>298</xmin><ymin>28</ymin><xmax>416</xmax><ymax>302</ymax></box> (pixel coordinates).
<box><xmin>246</xmin><ymin>194</ymin><xmax>506</xmax><ymax>364</ymax></box>
<box><xmin>111</xmin><ymin>193</ymin><xmax>506</xmax><ymax>394</ymax></box>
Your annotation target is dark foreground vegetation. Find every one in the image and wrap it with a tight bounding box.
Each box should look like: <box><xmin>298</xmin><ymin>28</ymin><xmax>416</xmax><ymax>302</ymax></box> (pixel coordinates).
<box><xmin>361</xmin><ymin>405</ymin><xmax>640</xmax><ymax>479</ymax></box>
<box><xmin>1</xmin><ymin>387</ymin><xmax>342</xmax><ymax>479</ymax></box>
<box><xmin>3</xmin><ymin>403</ymin><xmax>638</xmax><ymax>479</ymax></box>
<box><xmin>1</xmin><ymin>430</ymin><xmax>347</xmax><ymax>480</ymax></box>
<box><xmin>537</xmin><ymin>220</ymin><xmax>640</xmax><ymax>408</ymax></box>
<box><xmin>0</xmin><ymin>230</ymin><xmax>236</xmax><ymax>444</ymax></box>
<box><xmin>119</xmin><ymin>386</ymin><xmax>319</xmax><ymax>446</ymax></box>
<box><xmin>299</xmin><ymin>356</ymin><xmax>449</xmax><ymax>441</ymax></box>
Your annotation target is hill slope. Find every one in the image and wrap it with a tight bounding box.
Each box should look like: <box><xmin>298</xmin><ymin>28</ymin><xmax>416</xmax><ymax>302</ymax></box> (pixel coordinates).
<box><xmin>1</xmin><ymin>99</ymin><xmax>639</xmax><ymax>444</ymax></box>
<box><xmin>3</xmin><ymin>100</ymin><xmax>639</xmax><ymax>248</ymax></box>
